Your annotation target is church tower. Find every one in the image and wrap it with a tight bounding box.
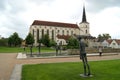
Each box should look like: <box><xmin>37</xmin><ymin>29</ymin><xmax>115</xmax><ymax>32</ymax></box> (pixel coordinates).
<box><xmin>79</xmin><ymin>5</ymin><xmax>90</xmax><ymax>36</ymax></box>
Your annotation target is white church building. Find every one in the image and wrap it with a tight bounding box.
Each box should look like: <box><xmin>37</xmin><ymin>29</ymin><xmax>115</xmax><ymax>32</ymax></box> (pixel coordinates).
<box><xmin>29</xmin><ymin>6</ymin><xmax>91</xmax><ymax>46</ymax></box>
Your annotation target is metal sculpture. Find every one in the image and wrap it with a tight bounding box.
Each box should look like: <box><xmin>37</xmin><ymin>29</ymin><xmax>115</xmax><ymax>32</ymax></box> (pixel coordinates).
<box><xmin>79</xmin><ymin>37</ymin><xmax>91</xmax><ymax>76</ymax></box>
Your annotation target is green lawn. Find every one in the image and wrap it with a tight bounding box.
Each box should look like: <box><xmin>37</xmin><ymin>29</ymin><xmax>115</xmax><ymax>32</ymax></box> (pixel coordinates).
<box><xmin>22</xmin><ymin>59</ymin><xmax>120</xmax><ymax>80</ymax></box>
<box><xmin>0</xmin><ymin>47</ymin><xmax>55</xmax><ymax>53</ymax></box>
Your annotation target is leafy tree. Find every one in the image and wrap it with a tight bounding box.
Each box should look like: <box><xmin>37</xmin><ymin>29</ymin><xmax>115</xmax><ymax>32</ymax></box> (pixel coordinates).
<box><xmin>8</xmin><ymin>32</ymin><xmax>22</xmax><ymax>47</ymax></box>
<box><xmin>41</xmin><ymin>34</ymin><xmax>50</xmax><ymax>47</ymax></box>
<box><xmin>97</xmin><ymin>33</ymin><xmax>111</xmax><ymax>42</ymax></box>
<box><xmin>8</xmin><ymin>35</ymin><xmax>14</xmax><ymax>46</ymax></box>
<box><xmin>67</xmin><ymin>37</ymin><xmax>79</xmax><ymax>49</ymax></box>
<box><xmin>25</xmin><ymin>33</ymin><xmax>34</xmax><ymax>45</ymax></box>
<box><xmin>0</xmin><ymin>38</ymin><xmax>8</xmax><ymax>46</ymax></box>
<box><xmin>12</xmin><ymin>32</ymin><xmax>22</xmax><ymax>46</ymax></box>
<box><xmin>50</xmin><ymin>40</ymin><xmax>56</xmax><ymax>47</ymax></box>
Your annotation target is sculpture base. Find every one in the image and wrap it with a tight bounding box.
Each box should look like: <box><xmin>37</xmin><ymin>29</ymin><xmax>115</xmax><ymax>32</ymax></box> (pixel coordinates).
<box><xmin>79</xmin><ymin>74</ymin><xmax>93</xmax><ymax>77</ymax></box>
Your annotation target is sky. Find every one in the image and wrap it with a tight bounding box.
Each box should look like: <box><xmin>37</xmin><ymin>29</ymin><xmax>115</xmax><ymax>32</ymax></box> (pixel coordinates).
<box><xmin>0</xmin><ymin>0</ymin><xmax>120</xmax><ymax>39</ymax></box>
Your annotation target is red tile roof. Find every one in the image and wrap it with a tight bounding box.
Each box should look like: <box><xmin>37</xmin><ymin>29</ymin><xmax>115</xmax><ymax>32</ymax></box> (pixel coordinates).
<box><xmin>32</xmin><ymin>20</ymin><xmax>79</xmax><ymax>29</ymax></box>
<box><xmin>57</xmin><ymin>35</ymin><xmax>70</xmax><ymax>40</ymax></box>
<box><xmin>115</xmin><ymin>39</ymin><xmax>120</xmax><ymax>45</ymax></box>
<box><xmin>106</xmin><ymin>40</ymin><xmax>113</xmax><ymax>44</ymax></box>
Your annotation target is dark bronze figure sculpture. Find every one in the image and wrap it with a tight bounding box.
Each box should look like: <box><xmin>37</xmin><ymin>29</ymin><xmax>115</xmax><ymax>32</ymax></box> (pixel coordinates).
<box><xmin>79</xmin><ymin>37</ymin><xmax>91</xmax><ymax>76</ymax></box>
<box><xmin>38</xmin><ymin>42</ymin><xmax>41</xmax><ymax>56</ymax></box>
<box><xmin>30</xmin><ymin>45</ymin><xmax>33</xmax><ymax>57</ymax></box>
<box><xmin>59</xmin><ymin>41</ymin><xmax>62</xmax><ymax>55</ymax></box>
<box><xmin>55</xmin><ymin>43</ymin><xmax>59</xmax><ymax>56</ymax></box>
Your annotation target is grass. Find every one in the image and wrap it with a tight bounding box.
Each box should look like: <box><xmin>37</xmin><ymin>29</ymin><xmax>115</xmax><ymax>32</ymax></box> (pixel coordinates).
<box><xmin>22</xmin><ymin>59</ymin><xmax>120</xmax><ymax>80</ymax></box>
<box><xmin>0</xmin><ymin>46</ymin><xmax>55</xmax><ymax>53</ymax></box>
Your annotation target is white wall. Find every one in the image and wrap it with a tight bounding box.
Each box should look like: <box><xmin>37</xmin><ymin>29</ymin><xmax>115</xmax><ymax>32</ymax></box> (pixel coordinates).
<box><xmin>30</xmin><ymin>25</ymin><xmax>80</xmax><ymax>46</ymax></box>
<box><xmin>79</xmin><ymin>22</ymin><xmax>90</xmax><ymax>35</ymax></box>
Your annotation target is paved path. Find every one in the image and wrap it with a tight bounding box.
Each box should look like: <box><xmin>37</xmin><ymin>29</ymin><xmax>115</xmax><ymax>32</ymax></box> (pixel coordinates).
<box><xmin>0</xmin><ymin>53</ymin><xmax>120</xmax><ymax>80</ymax></box>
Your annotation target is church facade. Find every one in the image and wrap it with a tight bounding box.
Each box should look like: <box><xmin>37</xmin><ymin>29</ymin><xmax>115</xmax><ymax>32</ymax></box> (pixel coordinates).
<box><xmin>29</xmin><ymin>6</ymin><xmax>90</xmax><ymax>46</ymax></box>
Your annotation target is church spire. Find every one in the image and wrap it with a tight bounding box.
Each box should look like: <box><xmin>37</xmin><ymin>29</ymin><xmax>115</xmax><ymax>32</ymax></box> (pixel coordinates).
<box><xmin>82</xmin><ymin>5</ymin><xmax>87</xmax><ymax>22</ymax></box>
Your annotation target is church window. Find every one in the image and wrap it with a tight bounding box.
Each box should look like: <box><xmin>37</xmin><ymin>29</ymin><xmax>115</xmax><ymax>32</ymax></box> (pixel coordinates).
<box><xmin>58</xmin><ymin>30</ymin><xmax>60</xmax><ymax>34</ymax></box>
<box><xmin>71</xmin><ymin>31</ymin><xmax>73</xmax><ymax>35</ymax></box>
<box><xmin>67</xmin><ymin>30</ymin><xmax>69</xmax><ymax>35</ymax></box>
<box><xmin>32</xmin><ymin>29</ymin><xmax>34</xmax><ymax>37</ymax></box>
<box><xmin>47</xmin><ymin>29</ymin><xmax>49</xmax><ymax>35</ymax></box>
<box><xmin>42</xmin><ymin>29</ymin><xmax>44</xmax><ymax>38</ymax></box>
<box><xmin>37</xmin><ymin>29</ymin><xmax>39</xmax><ymax>42</ymax></box>
<box><xmin>62</xmin><ymin>30</ymin><xmax>64</xmax><ymax>35</ymax></box>
<box><xmin>113</xmin><ymin>43</ymin><xmax>116</xmax><ymax>45</ymax></box>
<box><xmin>52</xmin><ymin>30</ymin><xmax>54</xmax><ymax>40</ymax></box>
<box><xmin>86</xmin><ymin>30</ymin><xmax>87</xmax><ymax>34</ymax></box>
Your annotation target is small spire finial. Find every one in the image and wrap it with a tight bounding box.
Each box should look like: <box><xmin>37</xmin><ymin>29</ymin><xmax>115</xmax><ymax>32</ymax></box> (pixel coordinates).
<box><xmin>82</xmin><ymin>0</ymin><xmax>87</xmax><ymax>22</ymax></box>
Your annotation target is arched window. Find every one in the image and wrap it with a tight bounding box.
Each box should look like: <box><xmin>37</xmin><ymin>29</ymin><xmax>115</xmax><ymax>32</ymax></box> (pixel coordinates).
<box><xmin>67</xmin><ymin>30</ymin><xmax>69</xmax><ymax>35</ymax></box>
<box><xmin>37</xmin><ymin>29</ymin><xmax>39</xmax><ymax>42</ymax></box>
<box><xmin>42</xmin><ymin>29</ymin><xmax>44</xmax><ymax>38</ymax></box>
<box><xmin>57</xmin><ymin>30</ymin><xmax>60</xmax><ymax>34</ymax></box>
<box><xmin>62</xmin><ymin>30</ymin><xmax>64</xmax><ymax>35</ymax></box>
<box><xmin>71</xmin><ymin>31</ymin><xmax>73</xmax><ymax>35</ymax></box>
<box><xmin>86</xmin><ymin>30</ymin><xmax>87</xmax><ymax>34</ymax></box>
<box><xmin>47</xmin><ymin>29</ymin><xmax>49</xmax><ymax>35</ymax></box>
<box><xmin>32</xmin><ymin>29</ymin><xmax>34</xmax><ymax>37</ymax></box>
<box><xmin>52</xmin><ymin>30</ymin><xmax>54</xmax><ymax>40</ymax></box>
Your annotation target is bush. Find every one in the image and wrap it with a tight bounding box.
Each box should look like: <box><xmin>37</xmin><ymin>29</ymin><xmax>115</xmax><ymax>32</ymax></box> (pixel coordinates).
<box><xmin>67</xmin><ymin>37</ymin><xmax>79</xmax><ymax>49</ymax></box>
<box><xmin>0</xmin><ymin>38</ymin><xmax>8</xmax><ymax>46</ymax></box>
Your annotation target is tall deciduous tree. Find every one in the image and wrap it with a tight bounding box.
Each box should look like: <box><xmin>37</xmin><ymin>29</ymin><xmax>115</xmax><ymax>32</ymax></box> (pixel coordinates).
<box><xmin>8</xmin><ymin>32</ymin><xmax>22</xmax><ymax>47</ymax></box>
<box><xmin>41</xmin><ymin>34</ymin><xmax>50</xmax><ymax>47</ymax></box>
<box><xmin>0</xmin><ymin>38</ymin><xmax>8</xmax><ymax>46</ymax></box>
<box><xmin>25</xmin><ymin>33</ymin><xmax>34</xmax><ymax>45</ymax></box>
<box><xmin>97</xmin><ymin>33</ymin><xmax>111</xmax><ymax>42</ymax></box>
<box><xmin>67</xmin><ymin>37</ymin><xmax>79</xmax><ymax>49</ymax></box>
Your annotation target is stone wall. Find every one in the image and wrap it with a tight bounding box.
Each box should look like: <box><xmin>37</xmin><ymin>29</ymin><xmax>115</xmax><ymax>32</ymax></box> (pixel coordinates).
<box><xmin>67</xmin><ymin>48</ymin><xmax>120</xmax><ymax>55</ymax></box>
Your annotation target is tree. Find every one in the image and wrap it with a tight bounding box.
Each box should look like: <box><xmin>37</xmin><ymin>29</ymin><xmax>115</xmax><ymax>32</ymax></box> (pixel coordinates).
<box><xmin>8</xmin><ymin>32</ymin><xmax>22</xmax><ymax>47</ymax></box>
<box><xmin>41</xmin><ymin>34</ymin><xmax>50</xmax><ymax>47</ymax></box>
<box><xmin>8</xmin><ymin>35</ymin><xmax>14</xmax><ymax>47</ymax></box>
<box><xmin>0</xmin><ymin>38</ymin><xmax>8</xmax><ymax>46</ymax></box>
<box><xmin>50</xmin><ymin>40</ymin><xmax>56</xmax><ymax>47</ymax></box>
<box><xmin>25</xmin><ymin>33</ymin><xmax>34</xmax><ymax>45</ymax></box>
<box><xmin>97</xmin><ymin>33</ymin><xmax>111</xmax><ymax>42</ymax></box>
<box><xmin>67</xmin><ymin>37</ymin><xmax>79</xmax><ymax>49</ymax></box>
<box><xmin>12</xmin><ymin>32</ymin><xmax>22</xmax><ymax>46</ymax></box>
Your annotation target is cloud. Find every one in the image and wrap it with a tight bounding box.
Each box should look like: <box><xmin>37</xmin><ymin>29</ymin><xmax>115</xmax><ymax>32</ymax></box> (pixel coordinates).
<box><xmin>89</xmin><ymin>7</ymin><xmax>120</xmax><ymax>38</ymax></box>
<box><xmin>87</xmin><ymin>0</ymin><xmax>120</xmax><ymax>13</ymax></box>
<box><xmin>0</xmin><ymin>0</ymin><xmax>120</xmax><ymax>39</ymax></box>
<box><xmin>0</xmin><ymin>0</ymin><xmax>83</xmax><ymax>38</ymax></box>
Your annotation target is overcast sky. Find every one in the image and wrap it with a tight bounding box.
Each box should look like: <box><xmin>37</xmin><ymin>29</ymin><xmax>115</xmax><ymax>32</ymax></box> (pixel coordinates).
<box><xmin>0</xmin><ymin>0</ymin><xmax>120</xmax><ymax>39</ymax></box>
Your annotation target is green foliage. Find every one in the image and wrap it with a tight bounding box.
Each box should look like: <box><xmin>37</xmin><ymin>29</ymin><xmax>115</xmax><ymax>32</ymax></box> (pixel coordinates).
<box><xmin>22</xmin><ymin>59</ymin><xmax>120</xmax><ymax>80</ymax></box>
<box><xmin>0</xmin><ymin>38</ymin><xmax>8</xmax><ymax>46</ymax></box>
<box><xmin>41</xmin><ymin>34</ymin><xmax>50</xmax><ymax>47</ymax></box>
<box><xmin>67</xmin><ymin>37</ymin><xmax>79</xmax><ymax>49</ymax></box>
<box><xmin>97</xmin><ymin>33</ymin><xmax>111</xmax><ymax>42</ymax></box>
<box><xmin>50</xmin><ymin>40</ymin><xmax>56</xmax><ymax>47</ymax></box>
<box><xmin>8</xmin><ymin>32</ymin><xmax>22</xmax><ymax>47</ymax></box>
<box><xmin>25</xmin><ymin>33</ymin><xmax>34</xmax><ymax>45</ymax></box>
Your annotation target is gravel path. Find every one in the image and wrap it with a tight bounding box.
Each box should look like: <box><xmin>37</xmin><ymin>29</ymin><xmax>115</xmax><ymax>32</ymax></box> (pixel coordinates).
<box><xmin>0</xmin><ymin>53</ymin><xmax>120</xmax><ymax>80</ymax></box>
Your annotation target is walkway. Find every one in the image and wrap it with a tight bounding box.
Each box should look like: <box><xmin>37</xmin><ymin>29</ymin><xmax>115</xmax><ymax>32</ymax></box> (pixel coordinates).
<box><xmin>0</xmin><ymin>53</ymin><xmax>120</xmax><ymax>80</ymax></box>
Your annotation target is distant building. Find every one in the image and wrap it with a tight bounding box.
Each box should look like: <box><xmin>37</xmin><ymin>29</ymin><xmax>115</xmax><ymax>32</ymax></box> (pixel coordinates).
<box><xmin>29</xmin><ymin>6</ymin><xmax>91</xmax><ymax>46</ymax></box>
<box><xmin>102</xmin><ymin>39</ymin><xmax>120</xmax><ymax>48</ymax></box>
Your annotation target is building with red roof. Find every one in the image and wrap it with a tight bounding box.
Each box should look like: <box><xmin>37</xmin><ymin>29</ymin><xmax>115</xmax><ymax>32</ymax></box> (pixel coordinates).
<box><xmin>29</xmin><ymin>6</ymin><xmax>91</xmax><ymax>46</ymax></box>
